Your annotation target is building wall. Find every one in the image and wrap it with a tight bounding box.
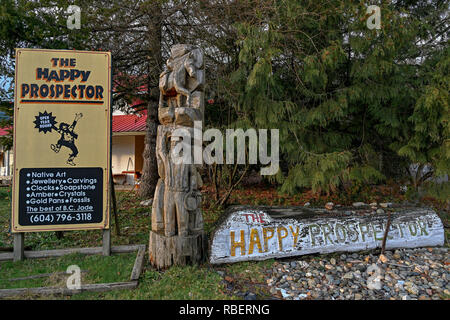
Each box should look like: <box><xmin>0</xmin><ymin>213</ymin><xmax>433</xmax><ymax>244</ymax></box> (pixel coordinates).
<box><xmin>0</xmin><ymin>146</ymin><xmax>13</xmax><ymax>177</ymax></box>
<box><xmin>112</xmin><ymin>135</ymin><xmax>135</xmax><ymax>184</ymax></box>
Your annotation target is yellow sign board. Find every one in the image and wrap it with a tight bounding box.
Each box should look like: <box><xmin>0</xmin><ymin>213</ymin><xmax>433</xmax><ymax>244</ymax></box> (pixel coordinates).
<box><xmin>12</xmin><ymin>48</ymin><xmax>111</xmax><ymax>232</ymax></box>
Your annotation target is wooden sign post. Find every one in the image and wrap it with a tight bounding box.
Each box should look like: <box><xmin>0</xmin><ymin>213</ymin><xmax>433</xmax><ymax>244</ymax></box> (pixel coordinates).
<box><xmin>210</xmin><ymin>205</ymin><xmax>445</xmax><ymax>264</ymax></box>
<box><xmin>11</xmin><ymin>48</ymin><xmax>112</xmax><ymax>260</ymax></box>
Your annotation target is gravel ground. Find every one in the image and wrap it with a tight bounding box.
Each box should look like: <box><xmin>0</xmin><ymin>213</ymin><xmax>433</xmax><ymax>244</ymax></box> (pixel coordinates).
<box><xmin>265</xmin><ymin>247</ymin><xmax>449</xmax><ymax>300</ymax></box>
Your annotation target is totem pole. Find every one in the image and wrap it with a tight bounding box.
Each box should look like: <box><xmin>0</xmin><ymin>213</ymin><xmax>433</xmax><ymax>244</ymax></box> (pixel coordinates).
<box><xmin>149</xmin><ymin>44</ymin><xmax>207</xmax><ymax>268</ymax></box>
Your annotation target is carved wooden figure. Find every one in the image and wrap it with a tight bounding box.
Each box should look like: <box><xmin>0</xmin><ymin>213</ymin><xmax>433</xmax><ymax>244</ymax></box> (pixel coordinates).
<box><xmin>149</xmin><ymin>45</ymin><xmax>207</xmax><ymax>268</ymax></box>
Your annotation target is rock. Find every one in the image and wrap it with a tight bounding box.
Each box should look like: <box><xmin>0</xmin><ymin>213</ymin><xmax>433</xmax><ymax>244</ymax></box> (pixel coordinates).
<box><xmin>279</xmin><ymin>288</ymin><xmax>290</xmax><ymax>299</ymax></box>
<box><xmin>356</xmin><ymin>264</ymin><xmax>367</xmax><ymax>272</ymax></box>
<box><xmin>244</xmin><ymin>292</ymin><xmax>257</xmax><ymax>300</ymax></box>
<box><xmin>297</xmin><ymin>261</ymin><xmax>309</xmax><ymax>269</ymax></box>
<box><xmin>380</xmin><ymin>202</ymin><xmax>392</xmax><ymax>208</ymax></box>
<box><xmin>140</xmin><ymin>198</ymin><xmax>153</xmax><ymax>206</ymax></box>
<box><xmin>378</xmin><ymin>254</ymin><xmax>389</xmax><ymax>264</ymax></box>
<box><xmin>343</xmin><ymin>272</ymin><xmax>354</xmax><ymax>280</ymax></box>
<box><xmin>430</xmin><ymin>271</ymin><xmax>439</xmax><ymax>277</ymax></box>
<box><xmin>325</xmin><ymin>202</ymin><xmax>334</xmax><ymax>210</ymax></box>
<box><xmin>352</xmin><ymin>202</ymin><xmax>366</xmax><ymax>207</ymax></box>
<box><xmin>367</xmin><ymin>279</ymin><xmax>383</xmax><ymax>291</ymax></box>
<box><xmin>376</xmin><ymin>208</ymin><xmax>385</xmax><ymax>214</ymax></box>
<box><xmin>264</xmin><ymin>247</ymin><xmax>448</xmax><ymax>301</ymax></box>
<box><xmin>405</xmin><ymin>282</ymin><xmax>419</xmax><ymax>295</ymax></box>
<box><xmin>308</xmin><ymin>279</ymin><xmax>316</xmax><ymax>287</ymax></box>
<box><xmin>369</xmin><ymin>202</ymin><xmax>377</xmax><ymax>207</ymax></box>
<box><xmin>304</xmin><ymin>202</ymin><xmax>311</xmax><ymax>207</ymax></box>
<box><xmin>413</xmin><ymin>266</ymin><xmax>424</xmax><ymax>273</ymax></box>
<box><xmin>384</xmin><ymin>250</ymin><xmax>393</xmax><ymax>257</ymax></box>
<box><xmin>216</xmin><ymin>270</ymin><xmax>225</xmax><ymax>277</ymax></box>
<box><xmin>367</xmin><ymin>264</ymin><xmax>383</xmax><ymax>290</ymax></box>
<box><xmin>353</xmin><ymin>271</ymin><xmax>363</xmax><ymax>280</ymax></box>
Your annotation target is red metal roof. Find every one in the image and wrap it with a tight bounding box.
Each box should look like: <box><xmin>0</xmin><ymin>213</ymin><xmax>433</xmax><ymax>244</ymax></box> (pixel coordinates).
<box><xmin>130</xmin><ymin>97</ymin><xmax>146</xmax><ymax>108</ymax></box>
<box><xmin>112</xmin><ymin>111</ymin><xmax>147</xmax><ymax>133</ymax></box>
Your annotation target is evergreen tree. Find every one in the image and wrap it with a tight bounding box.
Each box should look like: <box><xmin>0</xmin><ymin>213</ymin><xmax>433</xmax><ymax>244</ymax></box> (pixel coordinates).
<box><xmin>227</xmin><ymin>0</ymin><xmax>449</xmax><ymax>194</ymax></box>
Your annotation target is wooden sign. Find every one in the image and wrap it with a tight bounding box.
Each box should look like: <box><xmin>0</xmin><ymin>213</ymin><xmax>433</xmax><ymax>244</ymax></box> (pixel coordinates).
<box><xmin>209</xmin><ymin>205</ymin><xmax>445</xmax><ymax>264</ymax></box>
<box><xmin>12</xmin><ymin>49</ymin><xmax>111</xmax><ymax>232</ymax></box>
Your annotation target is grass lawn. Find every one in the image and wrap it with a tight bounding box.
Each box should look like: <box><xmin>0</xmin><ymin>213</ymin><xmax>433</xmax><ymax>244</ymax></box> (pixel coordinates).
<box><xmin>0</xmin><ymin>182</ymin><xmax>448</xmax><ymax>299</ymax></box>
<box><xmin>0</xmin><ymin>186</ymin><xmax>274</xmax><ymax>299</ymax></box>
<box><xmin>0</xmin><ymin>252</ymin><xmax>135</xmax><ymax>290</ymax></box>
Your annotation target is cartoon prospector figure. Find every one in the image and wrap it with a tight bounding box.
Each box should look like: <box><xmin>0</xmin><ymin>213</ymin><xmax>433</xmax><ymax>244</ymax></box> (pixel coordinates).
<box><xmin>50</xmin><ymin>113</ymin><xmax>83</xmax><ymax>166</ymax></box>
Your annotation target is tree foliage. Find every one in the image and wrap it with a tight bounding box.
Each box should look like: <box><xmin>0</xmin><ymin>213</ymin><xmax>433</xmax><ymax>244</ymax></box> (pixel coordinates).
<box><xmin>0</xmin><ymin>0</ymin><xmax>448</xmax><ymax>197</ymax></box>
<box><xmin>226</xmin><ymin>0</ymin><xmax>449</xmax><ymax>193</ymax></box>
<box><xmin>0</xmin><ymin>0</ymin><xmax>94</xmax><ymax>149</ymax></box>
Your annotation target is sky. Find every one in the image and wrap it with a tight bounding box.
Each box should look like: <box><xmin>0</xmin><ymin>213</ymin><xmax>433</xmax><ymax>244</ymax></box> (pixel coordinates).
<box><xmin>0</xmin><ymin>76</ymin><xmax>13</xmax><ymax>119</ymax></box>
<box><xmin>0</xmin><ymin>76</ymin><xmax>13</xmax><ymax>100</ymax></box>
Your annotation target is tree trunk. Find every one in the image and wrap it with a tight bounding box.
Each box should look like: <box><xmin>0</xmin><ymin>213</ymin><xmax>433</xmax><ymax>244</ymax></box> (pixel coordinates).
<box><xmin>139</xmin><ymin>106</ymin><xmax>159</xmax><ymax>198</ymax></box>
<box><xmin>138</xmin><ymin>4</ymin><xmax>162</xmax><ymax>198</ymax></box>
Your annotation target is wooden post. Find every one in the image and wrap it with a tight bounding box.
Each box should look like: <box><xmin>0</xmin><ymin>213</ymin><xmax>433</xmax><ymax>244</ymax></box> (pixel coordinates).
<box><xmin>149</xmin><ymin>44</ymin><xmax>207</xmax><ymax>269</ymax></box>
<box><xmin>13</xmin><ymin>233</ymin><xmax>24</xmax><ymax>262</ymax></box>
<box><xmin>102</xmin><ymin>229</ymin><xmax>111</xmax><ymax>256</ymax></box>
<box><xmin>109</xmin><ymin>170</ymin><xmax>120</xmax><ymax>236</ymax></box>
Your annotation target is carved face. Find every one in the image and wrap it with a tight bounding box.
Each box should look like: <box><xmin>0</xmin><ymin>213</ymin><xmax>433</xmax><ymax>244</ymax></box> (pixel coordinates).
<box><xmin>170</xmin><ymin>44</ymin><xmax>193</xmax><ymax>59</ymax></box>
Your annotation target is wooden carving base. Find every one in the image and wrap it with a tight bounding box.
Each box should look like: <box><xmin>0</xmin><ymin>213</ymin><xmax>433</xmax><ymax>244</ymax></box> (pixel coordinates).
<box><xmin>149</xmin><ymin>231</ymin><xmax>207</xmax><ymax>269</ymax></box>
